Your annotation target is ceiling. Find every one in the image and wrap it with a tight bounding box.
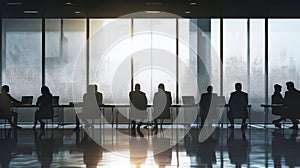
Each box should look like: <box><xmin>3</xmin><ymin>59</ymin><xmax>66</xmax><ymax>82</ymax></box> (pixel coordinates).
<box><xmin>1</xmin><ymin>0</ymin><xmax>300</xmax><ymax>18</ymax></box>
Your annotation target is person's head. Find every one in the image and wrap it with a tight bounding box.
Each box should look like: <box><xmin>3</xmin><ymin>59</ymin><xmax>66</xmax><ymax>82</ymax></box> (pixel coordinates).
<box><xmin>1</xmin><ymin>85</ymin><xmax>9</xmax><ymax>94</ymax></box>
<box><xmin>88</xmin><ymin>85</ymin><xmax>95</xmax><ymax>94</ymax></box>
<box><xmin>235</xmin><ymin>83</ymin><xmax>242</xmax><ymax>91</ymax></box>
<box><xmin>286</xmin><ymin>81</ymin><xmax>295</xmax><ymax>91</ymax></box>
<box><xmin>135</xmin><ymin>84</ymin><xmax>140</xmax><ymax>91</ymax></box>
<box><xmin>207</xmin><ymin>86</ymin><xmax>213</xmax><ymax>93</ymax></box>
<box><xmin>158</xmin><ymin>83</ymin><xmax>165</xmax><ymax>91</ymax></box>
<box><xmin>274</xmin><ymin>84</ymin><xmax>282</xmax><ymax>93</ymax></box>
<box><xmin>41</xmin><ymin>86</ymin><xmax>51</xmax><ymax>95</ymax></box>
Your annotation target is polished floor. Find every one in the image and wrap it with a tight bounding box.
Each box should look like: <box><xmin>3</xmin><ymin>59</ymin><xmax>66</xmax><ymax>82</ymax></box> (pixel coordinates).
<box><xmin>0</xmin><ymin>124</ymin><xmax>299</xmax><ymax>168</ymax></box>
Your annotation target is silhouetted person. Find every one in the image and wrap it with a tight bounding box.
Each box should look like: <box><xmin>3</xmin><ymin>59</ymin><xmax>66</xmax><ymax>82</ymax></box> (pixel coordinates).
<box><xmin>0</xmin><ymin>85</ymin><xmax>22</xmax><ymax>129</ymax></box>
<box><xmin>200</xmin><ymin>86</ymin><xmax>218</xmax><ymax>128</ymax></box>
<box><xmin>272</xmin><ymin>84</ymin><xmax>285</xmax><ymax>128</ymax></box>
<box><xmin>129</xmin><ymin>84</ymin><xmax>148</xmax><ymax>130</ymax></box>
<box><xmin>284</xmin><ymin>81</ymin><xmax>300</xmax><ymax>130</ymax></box>
<box><xmin>228</xmin><ymin>83</ymin><xmax>249</xmax><ymax>129</ymax></box>
<box><xmin>76</xmin><ymin>85</ymin><xmax>102</xmax><ymax>129</ymax></box>
<box><xmin>227</xmin><ymin>130</ymin><xmax>249</xmax><ymax>168</ymax></box>
<box><xmin>75</xmin><ymin>85</ymin><xmax>103</xmax><ymax>130</ymax></box>
<box><xmin>33</xmin><ymin>86</ymin><xmax>54</xmax><ymax>130</ymax></box>
<box><xmin>153</xmin><ymin>83</ymin><xmax>172</xmax><ymax>130</ymax></box>
<box><xmin>0</xmin><ymin>129</ymin><xmax>17</xmax><ymax>168</ymax></box>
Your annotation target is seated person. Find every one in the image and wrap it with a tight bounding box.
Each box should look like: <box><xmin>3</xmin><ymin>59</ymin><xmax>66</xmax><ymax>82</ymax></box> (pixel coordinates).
<box><xmin>153</xmin><ymin>83</ymin><xmax>172</xmax><ymax>130</ymax></box>
<box><xmin>228</xmin><ymin>83</ymin><xmax>249</xmax><ymax>129</ymax></box>
<box><xmin>284</xmin><ymin>81</ymin><xmax>300</xmax><ymax>130</ymax></box>
<box><xmin>271</xmin><ymin>84</ymin><xmax>285</xmax><ymax>128</ymax></box>
<box><xmin>0</xmin><ymin>85</ymin><xmax>22</xmax><ymax>129</ymax></box>
<box><xmin>33</xmin><ymin>86</ymin><xmax>54</xmax><ymax>129</ymax></box>
<box><xmin>129</xmin><ymin>84</ymin><xmax>148</xmax><ymax>130</ymax></box>
<box><xmin>200</xmin><ymin>86</ymin><xmax>218</xmax><ymax>128</ymax></box>
<box><xmin>75</xmin><ymin>85</ymin><xmax>102</xmax><ymax>129</ymax></box>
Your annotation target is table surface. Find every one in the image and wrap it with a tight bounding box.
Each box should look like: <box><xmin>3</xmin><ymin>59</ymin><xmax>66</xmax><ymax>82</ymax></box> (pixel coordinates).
<box><xmin>260</xmin><ymin>104</ymin><xmax>284</xmax><ymax>107</ymax></box>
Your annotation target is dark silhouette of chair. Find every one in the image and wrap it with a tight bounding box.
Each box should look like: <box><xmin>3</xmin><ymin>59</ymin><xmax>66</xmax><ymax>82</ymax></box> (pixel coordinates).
<box><xmin>182</xmin><ymin>96</ymin><xmax>198</xmax><ymax>127</ymax></box>
<box><xmin>41</xmin><ymin>96</ymin><xmax>59</xmax><ymax>129</ymax></box>
<box><xmin>153</xmin><ymin>89</ymin><xmax>172</xmax><ymax>129</ymax></box>
<box><xmin>42</xmin><ymin>114</ymin><xmax>58</xmax><ymax>129</ymax></box>
<box><xmin>0</xmin><ymin>114</ymin><xmax>9</xmax><ymax>129</ymax></box>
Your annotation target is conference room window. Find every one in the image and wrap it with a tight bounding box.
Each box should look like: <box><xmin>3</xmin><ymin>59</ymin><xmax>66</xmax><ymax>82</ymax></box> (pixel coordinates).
<box><xmin>178</xmin><ymin>19</ymin><xmax>221</xmax><ymax>103</ymax></box>
<box><xmin>2</xmin><ymin>19</ymin><xmax>42</xmax><ymax>101</ymax></box>
<box><xmin>178</xmin><ymin>19</ymin><xmax>198</xmax><ymax>103</ymax></box>
<box><xmin>45</xmin><ymin>19</ymin><xmax>87</xmax><ymax>103</ymax></box>
<box><xmin>249</xmin><ymin>19</ymin><xmax>265</xmax><ymax>113</ymax></box>
<box><xmin>223</xmin><ymin>19</ymin><xmax>248</xmax><ymax>101</ymax></box>
<box><xmin>90</xmin><ymin>19</ymin><xmax>131</xmax><ymax>104</ymax></box>
<box><xmin>268</xmin><ymin>19</ymin><xmax>300</xmax><ymax>100</ymax></box>
<box><xmin>210</xmin><ymin>19</ymin><xmax>221</xmax><ymax>96</ymax></box>
<box><xmin>133</xmin><ymin>19</ymin><xmax>176</xmax><ymax>104</ymax></box>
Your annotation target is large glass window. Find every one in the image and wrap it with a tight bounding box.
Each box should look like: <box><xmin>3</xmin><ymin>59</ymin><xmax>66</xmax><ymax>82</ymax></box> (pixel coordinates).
<box><xmin>90</xmin><ymin>19</ymin><xmax>131</xmax><ymax>104</ymax></box>
<box><xmin>178</xmin><ymin>19</ymin><xmax>198</xmax><ymax>103</ymax></box>
<box><xmin>133</xmin><ymin>19</ymin><xmax>176</xmax><ymax>104</ymax></box>
<box><xmin>250</xmin><ymin>19</ymin><xmax>265</xmax><ymax>112</ymax></box>
<box><xmin>223</xmin><ymin>19</ymin><xmax>248</xmax><ymax>100</ymax></box>
<box><xmin>45</xmin><ymin>19</ymin><xmax>86</xmax><ymax>104</ymax></box>
<box><xmin>2</xmin><ymin>19</ymin><xmax>42</xmax><ymax>101</ymax></box>
<box><xmin>211</xmin><ymin>19</ymin><xmax>221</xmax><ymax>95</ymax></box>
<box><xmin>268</xmin><ymin>19</ymin><xmax>300</xmax><ymax>98</ymax></box>
<box><xmin>0</xmin><ymin>18</ymin><xmax>274</xmax><ymax>114</ymax></box>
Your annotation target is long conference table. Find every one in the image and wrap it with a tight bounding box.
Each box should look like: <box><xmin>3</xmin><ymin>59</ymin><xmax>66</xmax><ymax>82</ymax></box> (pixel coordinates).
<box><xmin>12</xmin><ymin>103</ymin><xmax>201</xmax><ymax>128</ymax></box>
<box><xmin>12</xmin><ymin>103</ymin><xmax>254</xmax><ymax>128</ymax></box>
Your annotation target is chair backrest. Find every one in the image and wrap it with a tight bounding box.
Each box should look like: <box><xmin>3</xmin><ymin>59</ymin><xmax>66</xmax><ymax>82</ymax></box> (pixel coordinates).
<box><xmin>52</xmin><ymin>96</ymin><xmax>59</xmax><ymax>106</ymax></box>
<box><xmin>21</xmin><ymin>96</ymin><xmax>33</xmax><ymax>105</ymax></box>
<box><xmin>217</xmin><ymin>96</ymin><xmax>226</xmax><ymax>105</ymax></box>
<box><xmin>182</xmin><ymin>96</ymin><xmax>195</xmax><ymax>105</ymax></box>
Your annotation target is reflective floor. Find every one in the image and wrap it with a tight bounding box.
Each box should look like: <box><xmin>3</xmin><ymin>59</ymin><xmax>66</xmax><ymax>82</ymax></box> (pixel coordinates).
<box><xmin>0</xmin><ymin>124</ymin><xmax>300</xmax><ymax>168</ymax></box>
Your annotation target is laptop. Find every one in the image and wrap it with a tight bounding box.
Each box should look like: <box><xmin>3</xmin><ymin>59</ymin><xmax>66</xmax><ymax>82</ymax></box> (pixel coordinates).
<box><xmin>182</xmin><ymin>96</ymin><xmax>195</xmax><ymax>105</ymax></box>
<box><xmin>52</xmin><ymin>96</ymin><xmax>59</xmax><ymax>106</ymax></box>
<box><xmin>21</xmin><ymin>96</ymin><xmax>33</xmax><ymax>105</ymax></box>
